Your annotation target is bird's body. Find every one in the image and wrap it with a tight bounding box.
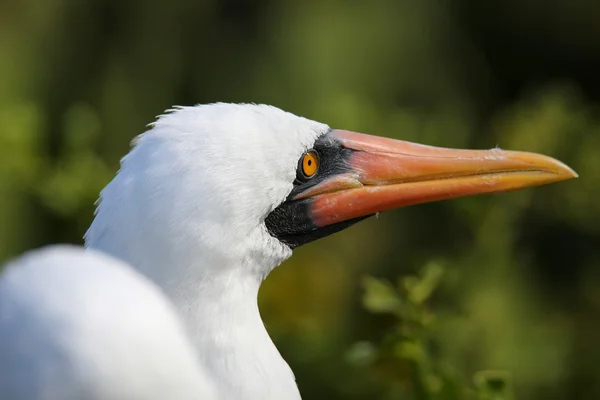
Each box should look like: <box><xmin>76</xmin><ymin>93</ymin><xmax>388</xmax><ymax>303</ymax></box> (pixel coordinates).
<box><xmin>85</xmin><ymin>103</ymin><xmax>577</xmax><ymax>399</ymax></box>
<box><xmin>0</xmin><ymin>245</ymin><xmax>218</xmax><ymax>400</ymax></box>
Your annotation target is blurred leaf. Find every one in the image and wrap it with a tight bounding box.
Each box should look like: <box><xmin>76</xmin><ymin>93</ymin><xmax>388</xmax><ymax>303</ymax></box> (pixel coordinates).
<box><xmin>0</xmin><ymin>102</ymin><xmax>44</xmax><ymax>184</ymax></box>
<box><xmin>405</xmin><ymin>262</ymin><xmax>444</xmax><ymax>305</ymax></box>
<box><xmin>346</xmin><ymin>341</ymin><xmax>378</xmax><ymax>367</ymax></box>
<box><xmin>37</xmin><ymin>152</ymin><xmax>110</xmax><ymax>216</ymax></box>
<box><xmin>362</xmin><ymin>276</ymin><xmax>403</xmax><ymax>314</ymax></box>
<box><xmin>473</xmin><ymin>371</ymin><xmax>513</xmax><ymax>400</ymax></box>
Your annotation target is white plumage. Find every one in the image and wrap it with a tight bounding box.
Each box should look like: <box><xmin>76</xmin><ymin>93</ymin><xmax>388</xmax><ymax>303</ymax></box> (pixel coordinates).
<box><xmin>0</xmin><ymin>245</ymin><xmax>219</xmax><ymax>400</ymax></box>
<box><xmin>86</xmin><ymin>104</ymin><xmax>330</xmax><ymax>400</ymax></box>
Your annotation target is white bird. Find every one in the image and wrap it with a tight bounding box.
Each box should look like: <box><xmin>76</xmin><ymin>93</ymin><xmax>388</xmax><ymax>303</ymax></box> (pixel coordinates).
<box><xmin>0</xmin><ymin>245</ymin><xmax>219</xmax><ymax>400</ymax></box>
<box><xmin>85</xmin><ymin>103</ymin><xmax>577</xmax><ymax>399</ymax></box>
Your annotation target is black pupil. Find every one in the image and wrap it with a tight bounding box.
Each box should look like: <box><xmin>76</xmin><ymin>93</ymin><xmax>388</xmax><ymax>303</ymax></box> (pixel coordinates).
<box><xmin>308</xmin><ymin>159</ymin><xmax>312</xmax><ymax>166</ymax></box>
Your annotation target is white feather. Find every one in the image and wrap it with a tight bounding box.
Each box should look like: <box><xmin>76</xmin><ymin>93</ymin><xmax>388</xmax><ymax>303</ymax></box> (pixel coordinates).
<box><xmin>0</xmin><ymin>245</ymin><xmax>219</xmax><ymax>400</ymax></box>
<box><xmin>86</xmin><ymin>103</ymin><xmax>330</xmax><ymax>399</ymax></box>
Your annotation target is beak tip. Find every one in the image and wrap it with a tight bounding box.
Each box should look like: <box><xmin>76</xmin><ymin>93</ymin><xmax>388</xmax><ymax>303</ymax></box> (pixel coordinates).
<box><xmin>552</xmin><ymin>159</ymin><xmax>578</xmax><ymax>180</ymax></box>
<box><xmin>519</xmin><ymin>151</ymin><xmax>578</xmax><ymax>181</ymax></box>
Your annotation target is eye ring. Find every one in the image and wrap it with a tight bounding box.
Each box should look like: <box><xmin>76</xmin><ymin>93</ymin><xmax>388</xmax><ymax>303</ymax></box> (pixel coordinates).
<box><xmin>297</xmin><ymin>150</ymin><xmax>319</xmax><ymax>181</ymax></box>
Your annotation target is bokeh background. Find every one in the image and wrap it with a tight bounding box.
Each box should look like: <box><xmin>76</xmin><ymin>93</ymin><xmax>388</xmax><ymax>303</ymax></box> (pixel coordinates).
<box><xmin>1</xmin><ymin>0</ymin><xmax>598</xmax><ymax>399</ymax></box>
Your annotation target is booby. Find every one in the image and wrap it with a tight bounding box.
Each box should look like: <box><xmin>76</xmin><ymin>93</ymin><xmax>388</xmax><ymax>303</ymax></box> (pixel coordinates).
<box><xmin>0</xmin><ymin>245</ymin><xmax>219</xmax><ymax>400</ymax></box>
<box><xmin>85</xmin><ymin>103</ymin><xmax>576</xmax><ymax>400</ymax></box>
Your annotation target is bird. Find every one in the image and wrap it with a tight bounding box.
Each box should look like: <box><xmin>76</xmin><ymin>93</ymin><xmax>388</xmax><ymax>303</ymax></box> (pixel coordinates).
<box><xmin>85</xmin><ymin>103</ymin><xmax>577</xmax><ymax>399</ymax></box>
<box><xmin>0</xmin><ymin>245</ymin><xmax>219</xmax><ymax>400</ymax></box>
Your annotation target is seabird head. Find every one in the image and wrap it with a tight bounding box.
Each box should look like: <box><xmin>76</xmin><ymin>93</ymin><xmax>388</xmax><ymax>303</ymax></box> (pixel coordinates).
<box><xmin>86</xmin><ymin>102</ymin><xmax>576</xmax><ymax>280</ymax></box>
<box><xmin>86</xmin><ymin>104</ymin><xmax>330</xmax><ymax>281</ymax></box>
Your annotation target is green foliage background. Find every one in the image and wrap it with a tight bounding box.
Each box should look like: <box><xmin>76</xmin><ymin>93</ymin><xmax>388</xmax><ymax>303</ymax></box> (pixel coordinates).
<box><xmin>0</xmin><ymin>1</ymin><xmax>598</xmax><ymax>399</ymax></box>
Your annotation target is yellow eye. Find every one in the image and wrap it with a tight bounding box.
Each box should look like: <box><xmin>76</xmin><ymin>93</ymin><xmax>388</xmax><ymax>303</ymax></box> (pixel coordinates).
<box><xmin>301</xmin><ymin>151</ymin><xmax>319</xmax><ymax>178</ymax></box>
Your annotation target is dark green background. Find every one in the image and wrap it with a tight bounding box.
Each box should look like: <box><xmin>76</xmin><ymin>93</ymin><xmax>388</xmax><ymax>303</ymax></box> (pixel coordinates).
<box><xmin>1</xmin><ymin>1</ymin><xmax>598</xmax><ymax>399</ymax></box>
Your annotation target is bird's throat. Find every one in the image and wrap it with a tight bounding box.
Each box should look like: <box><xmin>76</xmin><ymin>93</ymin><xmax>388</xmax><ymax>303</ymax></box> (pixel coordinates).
<box><xmin>163</xmin><ymin>264</ymin><xmax>302</xmax><ymax>400</ymax></box>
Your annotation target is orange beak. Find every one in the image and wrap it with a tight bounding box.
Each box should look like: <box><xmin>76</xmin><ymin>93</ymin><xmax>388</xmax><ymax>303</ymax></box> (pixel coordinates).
<box><xmin>296</xmin><ymin>130</ymin><xmax>577</xmax><ymax>228</ymax></box>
